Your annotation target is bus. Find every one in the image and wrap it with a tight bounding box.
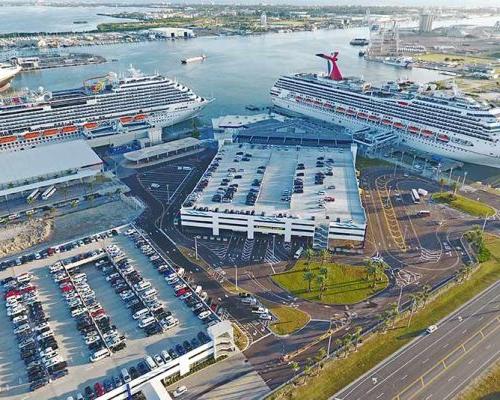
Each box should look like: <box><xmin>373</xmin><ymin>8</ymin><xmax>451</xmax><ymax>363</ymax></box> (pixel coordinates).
<box><xmin>411</xmin><ymin>189</ymin><xmax>420</xmax><ymax>204</ymax></box>
<box><xmin>41</xmin><ymin>186</ymin><xmax>56</xmax><ymax>200</ymax></box>
<box><xmin>26</xmin><ymin>189</ymin><xmax>40</xmax><ymax>203</ymax></box>
<box><xmin>417</xmin><ymin>210</ymin><xmax>431</xmax><ymax>217</ymax></box>
<box><xmin>293</xmin><ymin>247</ymin><xmax>304</xmax><ymax>259</ymax></box>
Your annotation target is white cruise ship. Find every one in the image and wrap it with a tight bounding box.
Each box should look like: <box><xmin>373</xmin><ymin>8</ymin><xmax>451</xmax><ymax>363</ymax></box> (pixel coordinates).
<box><xmin>270</xmin><ymin>52</ymin><xmax>500</xmax><ymax>168</ymax></box>
<box><xmin>0</xmin><ymin>63</ymin><xmax>21</xmax><ymax>92</ymax></box>
<box><xmin>0</xmin><ymin>67</ymin><xmax>212</xmax><ymax>151</ymax></box>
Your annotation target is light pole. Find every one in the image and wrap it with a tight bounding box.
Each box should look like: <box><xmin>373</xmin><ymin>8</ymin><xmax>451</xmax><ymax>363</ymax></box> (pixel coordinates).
<box><xmin>194</xmin><ymin>236</ymin><xmax>199</xmax><ymax>260</ymax></box>
<box><xmin>396</xmin><ymin>284</ymin><xmax>404</xmax><ymax>312</ymax></box>
<box><xmin>327</xmin><ymin>318</ymin><xmax>334</xmax><ymax>358</ymax></box>
<box><xmin>272</xmin><ymin>235</ymin><xmax>276</xmax><ymax>258</ymax></box>
<box><xmin>235</xmin><ymin>264</ymin><xmax>238</xmax><ymax>291</ymax></box>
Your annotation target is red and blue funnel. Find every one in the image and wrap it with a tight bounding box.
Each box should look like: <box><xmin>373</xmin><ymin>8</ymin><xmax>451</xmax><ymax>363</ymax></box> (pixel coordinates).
<box><xmin>316</xmin><ymin>52</ymin><xmax>343</xmax><ymax>81</ymax></box>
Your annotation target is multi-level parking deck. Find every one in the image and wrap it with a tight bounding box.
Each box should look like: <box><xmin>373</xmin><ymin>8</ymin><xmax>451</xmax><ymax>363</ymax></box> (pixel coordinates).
<box><xmin>181</xmin><ymin>143</ymin><xmax>367</xmax><ymax>246</ymax></box>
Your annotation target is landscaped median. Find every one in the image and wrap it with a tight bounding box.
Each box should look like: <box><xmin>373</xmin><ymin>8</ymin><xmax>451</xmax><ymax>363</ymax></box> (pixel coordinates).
<box><xmin>432</xmin><ymin>192</ymin><xmax>495</xmax><ymax>218</ymax></box>
<box><xmin>456</xmin><ymin>361</ymin><xmax>500</xmax><ymax>400</ymax></box>
<box><xmin>263</xmin><ymin>302</ymin><xmax>310</xmax><ymax>336</ymax></box>
<box><xmin>267</xmin><ymin>234</ymin><xmax>500</xmax><ymax>400</ymax></box>
<box><xmin>271</xmin><ymin>260</ymin><xmax>388</xmax><ymax>305</ymax></box>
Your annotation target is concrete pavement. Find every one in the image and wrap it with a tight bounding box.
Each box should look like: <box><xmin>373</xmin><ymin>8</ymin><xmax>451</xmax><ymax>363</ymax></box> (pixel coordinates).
<box><xmin>331</xmin><ymin>279</ymin><xmax>500</xmax><ymax>400</ymax></box>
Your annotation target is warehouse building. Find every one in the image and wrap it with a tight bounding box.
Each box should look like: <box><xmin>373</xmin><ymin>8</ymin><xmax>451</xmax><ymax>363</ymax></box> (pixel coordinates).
<box><xmin>181</xmin><ymin>142</ymin><xmax>366</xmax><ymax>249</ymax></box>
<box><xmin>0</xmin><ymin>140</ymin><xmax>103</xmax><ymax>199</ymax></box>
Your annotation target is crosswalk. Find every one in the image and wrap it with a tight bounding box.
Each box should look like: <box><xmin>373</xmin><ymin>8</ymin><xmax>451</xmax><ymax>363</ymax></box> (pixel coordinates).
<box><xmin>263</xmin><ymin>244</ymin><xmax>281</xmax><ymax>264</ymax></box>
<box><xmin>201</xmin><ymin>241</ymin><xmax>229</xmax><ymax>259</ymax></box>
<box><xmin>419</xmin><ymin>247</ymin><xmax>442</xmax><ymax>263</ymax></box>
<box><xmin>241</xmin><ymin>239</ymin><xmax>255</xmax><ymax>262</ymax></box>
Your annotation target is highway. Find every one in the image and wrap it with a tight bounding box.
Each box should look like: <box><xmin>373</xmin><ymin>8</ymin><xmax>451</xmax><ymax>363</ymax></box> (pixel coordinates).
<box><xmin>332</xmin><ymin>280</ymin><xmax>500</xmax><ymax>400</ymax></box>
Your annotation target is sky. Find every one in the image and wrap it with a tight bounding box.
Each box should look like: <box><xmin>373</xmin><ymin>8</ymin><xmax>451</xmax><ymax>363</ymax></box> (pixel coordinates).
<box><xmin>31</xmin><ymin>0</ymin><xmax>500</xmax><ymax>7</ymax></box>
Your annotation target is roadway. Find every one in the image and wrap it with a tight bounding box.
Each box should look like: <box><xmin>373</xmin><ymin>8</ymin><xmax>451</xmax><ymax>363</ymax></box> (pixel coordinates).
<box><xmin>332</xmin><ymin>279</ymin><xmax>500</xmax><ymax>400</ymax></box>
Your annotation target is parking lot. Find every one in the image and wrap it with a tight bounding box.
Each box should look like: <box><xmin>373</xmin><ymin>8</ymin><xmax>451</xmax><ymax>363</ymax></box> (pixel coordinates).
<box><xmin>138</xmin><ymin>166</ymin><xmax>194</xmax><ymax>205</ymax></box>
<box><xmin>0</xmin><ymin>228</ymin><xmax>213</xmax><ymax>400</ymax></box>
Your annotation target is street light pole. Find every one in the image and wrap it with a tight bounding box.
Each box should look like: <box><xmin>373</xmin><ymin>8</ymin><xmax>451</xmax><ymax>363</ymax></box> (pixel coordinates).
<box><xmin>235</xmin><ymin>264</ymin><xmax>238</xmax><ymax>291</ymax></box>
<box><xmin>397</xmin><ymin>284</ymin><xmax>404</xmax><ymax>312</ymax></box>
<box><xmin>272</xmin><ymin>235</ymin><xmax>276</xmax><ymax>258</ymax></box>
<box><xmin>327</xmin><ymin>319</ymin><xmax>334</xmax><ymax>358</ymax></box>
<box><xmin>194</xmin><ymin>236</ymin><xmax>198</xmax><ymax>260</ymax></box>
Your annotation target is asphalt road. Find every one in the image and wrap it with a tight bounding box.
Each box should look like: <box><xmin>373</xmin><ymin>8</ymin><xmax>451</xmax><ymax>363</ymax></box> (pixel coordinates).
<box><xmin>331</xmin><ymin>279</ymin><xmax>500</xmax><ymax>400</ymax></box>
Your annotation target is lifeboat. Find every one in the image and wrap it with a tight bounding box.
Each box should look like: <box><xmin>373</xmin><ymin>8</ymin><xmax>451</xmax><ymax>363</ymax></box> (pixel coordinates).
<box><xmin>0</xmin><ymin>135</ymin><xmax>17</xmax><ymax>144</ymax></box>
<box><xmin>422</xmin><ymin>129</ymin><xmax>434</xmax><ymax>137</ymax></box>
<box><xmin>358</xmin><ymin>112</ymin><xmax>368</xmax><ymax>119</ymax></box>
<box><xmin>393</xmin><ymin>122</ymin><xmax>404</xmax><ymax>129</ymax></box>
<box><xmin>382</xmin><ymin>119</ymin><xmax>392</xmax><ymax>125</ymax></box>
<box><xmin>346</xmin><ymin>109</ymin><xmax>356</xmax><ymax>115</ymax></box>
<box><xmin>24</xmin><ymin>131</ymin><xmax>40</xmax><ymax>140</ymax></box>
<box><xmin>84</xmin><ymin>122</ymin><xmax>99</xmax><ymax>130</ymax></box>
<box><xmin>43</xmin><ymin>128</ymin><xmax>60</xmax><ymax>137</ymax></box>
<box><xmin>368</xmin><ymin>115</ymin><xmax>380</xmax><ymax>121</ymax></box>
<box><xmin>336</xmin><ymin>107</ymin><xmax>346</xmax><ymax>113</ymax></box>
<box><xmin>408</xmin><ymin>126</ymin><xmax>420</xmax><ymax>133</ymax></box>
<box><xmin>324</xmin><ymin>103</ymin><xmax>334</xmax><ymax>109</ymax></box>
<box><xmin>62</xmin><ymin>125</ymin><xmax>77</xmax><ymax>134</ymax></box>
<box><xmin>134</xmin><ymin>114</ymin><xmax>147</xmax><ymax>121</ymax></box>
<box><xmin>438</xmin><ymin>134</ymin><xmax>450</xmax><ymax>142</ymax></box>
<box><xmin>398</xmin><ymin>101</ymin><xmax>409</xmax><ymax>106</ymax></box>
<box><xmin>120</xmin><ymin>116</ymin><xmax>134</xmax><ymax>124</ymax></box>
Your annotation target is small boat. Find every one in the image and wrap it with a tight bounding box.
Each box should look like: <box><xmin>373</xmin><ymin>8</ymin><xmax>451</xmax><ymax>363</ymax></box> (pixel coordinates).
<box><xmin>0</xmin><ymin>135</ymin><xmax>17</xmax><ymax>143</ymax></box>
<box><xmin>24</xmin><ymin>131</ymin><xmax>40</xmax><ymax>140</ymax></box>
<box><xmin>438</xmin><ymin>134</ymin><xmax>450</xmax><ymax>142</ymax></box>
<box><xmin>62</xmin><ymin>125</ymin><xmax>77</xmax><ymax>133</ymax></box>
<box><xmin>83</xmin><ymin>122</ymin><xmax>99</xmax><ymax>130</ymax></box>
<box><xmin>358</xmin><ymin>50</ymin><xmax>366</xmax><ymax>57</ymax></box>
<box><xmin>422</xmin><ymin>129</ymin><xmax>434</xmax><ymax>137</ymax></box>
<box><xmin>43</xmin><ymin>128</ymin><xmax>59</xmax><ymax>136</ymax></box>
<box><xmin>382</xmin><ymin>119</ymin><xmax>392</xmax><ymax>125</ymax></box>
<box><xmin>134</xmin><ymin>114</ymin><xmax>147</xmax><ymax>121</ymax></box>
<box><xmin>181</xmin><ymin>55</ymin><xmax>207</xmax><ymax>64</ymax></box>
<box><xmin>350</xmin><ymin>38</ymin><xmax>369</xmax><ymax>46</ymax></box>
<box><xmin>119</xmin><ymin>116</ymin><xmax>134</xmax><ymax>124</ymax></box>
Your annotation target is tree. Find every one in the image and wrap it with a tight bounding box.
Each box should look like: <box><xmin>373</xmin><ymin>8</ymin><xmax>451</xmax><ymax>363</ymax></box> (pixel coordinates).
<box><xmin>316</xmin><ymin>274</ymin><xmax>327</xmax><ymax>300</ymax></box>
<box><xmin>452</xmin><ymin>181</ymin><xmax>459</xmax><ymax>196</ymax></box>
<box><xmin>290</xmin><ymin>361</ymin><xmax>300</xmax><ymax>385</ymax></box>
<box><xmin>419</xmin><ymin>285</ymin><xmax>432</xmax><ymax>305</ymax></box>
<box><xmin>374</xmin><ymin>260</ymin><xmax>390</xmax><ymax>281</ymax></box>
<box><xmin>455</xmin><ymin>264</ymin><xmax>473</xmax><ymax>283</ymax></box>
<box><xmin>439</xmin><ymin>178</ymin><xmax>445</xmax><ymax>193</ymax></box>
<box><xmin>303</xmin><ymin>271</ymin><xmax>315</xmax><ymax>292</ymax></box>
<box><xmin>320</xmin><ymin>249</ymin><xmax>329</xmax><ymax>266</ymax></box>
<box><xmin>319</xmin><ymin>266</ymin><xmax>328</xmax><ymax>279</ymax></box>
<box><xmin>352</xmin><ymin>326</ymin><xmax>363</xmax><ymax>350</ymax></box>
<box><xmin>191</xmin><ymin>118</ymin><xmax>200</xmax><ymax>139</ymax></box>
<box><xmin>366</xmin><ymin>259</ymin><xmax>377</xmax><ymax>286</ymax></box>
<box><xmin>304</xmin><ymin>247</ymin><xmax>315</xmax><ymax>265</ymax></box>
<box><xmin>407</xmin><ymin>292</ymin><xmax>421</xmax><ymax>328</ymax></box>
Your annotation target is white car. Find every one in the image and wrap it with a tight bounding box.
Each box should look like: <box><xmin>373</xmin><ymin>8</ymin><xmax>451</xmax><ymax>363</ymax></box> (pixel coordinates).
<box><xmin>198</xmin><ymin>311</ymin><xmax>211</xmax><ymax>320</ymax></box>
<box><xmin>14</xmin><ymin>324</ymin><xmax>31</xmax><ymax>334</ymax></box>
<box><xmin>259</xmin><ymin>313</ymin><xmax>272</xmax><ymax>320</ymax></box>
<box><xmin>172</xmin><ymin>386</ymin><xmax>187</xmax><ymax>398</ymax></box>
<box><xmin>426</xmin><ymin>325</ymin><xmax>438</xmax><ymax>334</ymax></box>
<box><xmin>154</xmin><ymin>354</ymin><xmax>165</xmax><ymax>366</ymax></box>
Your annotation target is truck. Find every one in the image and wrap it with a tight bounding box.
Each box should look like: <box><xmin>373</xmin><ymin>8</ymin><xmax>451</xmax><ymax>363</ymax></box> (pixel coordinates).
<box><xmin>293</xmin><ymin>247</ymin><xmax>304</xmax><ymax>259</ymax></box>
<box><xmin>417</xmin><ymin>188</ymin><xmax>428</xmax><ymax>197</ymax></box>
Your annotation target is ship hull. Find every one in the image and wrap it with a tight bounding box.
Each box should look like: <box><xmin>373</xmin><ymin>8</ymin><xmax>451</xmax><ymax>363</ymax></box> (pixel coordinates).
<box><xmin>272</xmin><ymin>96</ymin><xmax>500</xmax><ymax>169</ymax></box>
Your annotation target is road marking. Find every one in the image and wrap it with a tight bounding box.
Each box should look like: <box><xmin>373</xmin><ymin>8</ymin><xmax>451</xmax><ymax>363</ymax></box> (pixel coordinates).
<box><xmin>401</xmin><ymin>374</ymin><xmax>408</xmax><ymax>380</ymax></box>
<box><xmin>376</xmin><ymin>393</ymin><xmax>384</xmax><ymax>399</ymax></box>
<box><xmin>422</xmin><ymin>358</ymin><xmax>429</xmax><ymax>364</ymax></box>
<box><xmin>448</xmin><ymin>376</ymin><xmax>455</xmax><ymax>382</ymax></box>
<box><xmin>442</xmin><ymin>343</ymin><xmax>449</xmax><ymax>348</ymax></box>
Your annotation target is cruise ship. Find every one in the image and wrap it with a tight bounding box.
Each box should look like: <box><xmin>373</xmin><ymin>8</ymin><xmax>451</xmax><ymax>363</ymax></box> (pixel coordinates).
<box><xmin>270</xmin><ymin>52</ymin><xmax>500</xmax><ymax>168</ymax></box>
<box><xmin>0</xmin><ymin>63</ymin><xmax>22</xmax><ymax>92</ymax></box>
<box><xmin>0</xmin><ymin>67</ymin><xmax>212</xmax><ymax>151</ymax></box>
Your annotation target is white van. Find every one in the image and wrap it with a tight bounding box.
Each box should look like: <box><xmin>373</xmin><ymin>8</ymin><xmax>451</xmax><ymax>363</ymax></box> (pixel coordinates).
<box><xmin>133</xmin><ymin>308</ymin><xmax>149</xmax><ymax>320</ymax></box>
<box><xmin>90</xmin><ymin>348</ymin><xmax>110</xmax><ymax>362</ymax></box>
<box><xmin>139</xmin><ymin>316</ymin><xmax>155</xmax><ymax>328</ymax></box>
<box><xmin>121</xmin><ymin>368</ymin><xmax>131</xmax><ymax>383</ymax></box>
<box><xmin>145</xmin><ymin>356</ymin><xmax>157</xmax><ymax>370</ymax></box>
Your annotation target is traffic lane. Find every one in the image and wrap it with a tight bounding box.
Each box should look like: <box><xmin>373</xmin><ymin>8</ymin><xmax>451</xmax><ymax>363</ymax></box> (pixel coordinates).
<box><xmin>333</xmin><ymin>280</ymin><xmax>500</xmax><ymax>400</ymax></box>
<box><xmin>412</xmin><ymin>327</ymin><xmax>500</xmax><ymax>400</ymax></box>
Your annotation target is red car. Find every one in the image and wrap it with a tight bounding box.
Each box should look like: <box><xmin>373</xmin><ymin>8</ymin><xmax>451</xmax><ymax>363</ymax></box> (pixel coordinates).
<box><xmin>94</xmin><ymin>382</ymin><xmax>105</xmax><ymax>397</ymax></box>
<box><xmin>61</xmin><ymin>285</ymin><xmax>74</xmax><ymax>293</ymax></box>
<box><xmin>20</xmin><ymin>286</ymin><xmax>37</xmax><ymax>294</ymax></box>
<box><xmin>91</xmin><ymin>309</ymin><xmax>105</xmax><ymax>318</ymax></box>
<box><xmin>175</xmin><ymin>288</ymin><xmax>188</xmax><ymax>297</ymax></box>
<box><xmin>5</xmin><ymin>290</ymin><xmax>20</xmax><ymax>299</ymax></box>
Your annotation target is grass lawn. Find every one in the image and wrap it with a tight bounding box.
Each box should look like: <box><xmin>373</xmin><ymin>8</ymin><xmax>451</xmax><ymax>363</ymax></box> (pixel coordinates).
<box><xmin>268</xmin><ymin>234</ymin><xmax>500</xmax><ymax>400</ymax></box>
<box><xmin>232</xmin><ymin>323</ymin><xmax>249</xmax><ymax>351</ymax></box>
<box><xmin>264</xmin><ymin>302</ymin><xmax>310</xmax><ymax>336</ymax></box>
<box><xmin>456</xmin><ymin>362</ymin><xmax>500</xmax><ymax>400</ymax></box>
<box><xmin>416</xmin><ymin>53</ymin><xmax>496</xmax><ymax>65</ymax></box>
<box><xmin>355</xmin><ymin>156</ymin><xmax>391</xmax><ymax>171</ymax></box>
<box><xmin>432</xmin><ymin>192</ymin><xmax>495</xmax><ymax>217</ymax></box>
<box><xmin>272</xmin><ymin>261</ymin><xmax>388</xmax><ymax>305</ymax></box>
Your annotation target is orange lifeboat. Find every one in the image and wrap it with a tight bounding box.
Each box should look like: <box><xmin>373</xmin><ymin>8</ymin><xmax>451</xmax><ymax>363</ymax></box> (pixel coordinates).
<box><xmin>408</xmin><ymin>126</ymin><xmax>420</xmax><ymax>133</ymax></box>
<box><xmin>358</xmin><ymin>112</ymin><xmax>368</xmax><ymax>119</ymax></box>
<box><xmin>120</xmin><ymin>116</ymin><xmax>134</xmax><ymax>124</ymax></box>
<box><xmin>43</xmin><ymin>128</ymin><xmax>60</xmax><ymax>137</ymax></box>
<box><xmin>422</xmin><ymin>129</ymin><xmax>434</xmax><ymax>137</ymax></box>
<box><xmin>84</xmin><ymin>122</ymin><xmax>99</xmax><ymax>130</ymax></box>
<box><xmin>134</xmin><ymin>114</ymin><xmax>147</xmax><ymax>121</ymax></box>
<box><xmin>382</xmin><ymin>119</ymin><xmax>392</xmax><ymax>125</ymax></box>
<box><xmin>438</xmin><ymin>134</ymin><xmax>449</xmax><ymax>142</ymax></box>
<box><xmin>0</xmin><ymin>135</ymin><xmax>17</xmax><ymax>144</ymax></box>
<box><xmin>368</xmin><ymin>115</ymin><xmax>380</xmax><ymax>121</ymax></box>
<box><xmin>336</xmin><ymin>107</ymin><xmax>346</xmax><ymax>113</ymax></box>
<box><xmin>62</xmin><ymin>125</ymin><xmax>77</xmax><ymax>134</ymax></box>
<box><xmin>346</xmin><ymin>109</ymin><xmax>356</xmax><ymax>115</ymax></box>
<box><xmin>393</xmin><ymin>122</ymin><xmax>404</xmax><ymax>129</ymax></box>
<box><xmin>24</xmin><ymin>131</ymin><xmax>40</xmax><ymax>140</ymax></box>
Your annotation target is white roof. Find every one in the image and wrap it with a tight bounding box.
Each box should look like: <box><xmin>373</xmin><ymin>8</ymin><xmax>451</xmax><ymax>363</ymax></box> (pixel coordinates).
<box><xmin>124</xmin><ymin>137</ymin><xmax>200</xmax><ymax>162</ymax></box>
<box><xmin>0</xmin><ymin>140</ymin><xmax>102</xmax><ymax>187</ymax></box>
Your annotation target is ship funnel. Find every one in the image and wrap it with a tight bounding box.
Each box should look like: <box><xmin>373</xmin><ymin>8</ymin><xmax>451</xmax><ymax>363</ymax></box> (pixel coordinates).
<box><xmin>316</xmin><ymin>52</ymin><xmax>343</xmax><ymax>81</ymax></box>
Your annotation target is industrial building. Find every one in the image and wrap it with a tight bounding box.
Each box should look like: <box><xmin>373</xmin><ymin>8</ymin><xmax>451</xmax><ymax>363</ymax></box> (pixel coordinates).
<box><xmin>180</xmin><ymin>142</ymin><xmax>366</xmax><ymax>249</ymax></box>
<box><xmin>0</xmin><ymin>140</ymin><xmax>103</xmax><ymax>199</ymax></box>
<box><xmin>123</xmin><ymin>137</ymin><xmax>202</xmax><ymax>165</ymax></box>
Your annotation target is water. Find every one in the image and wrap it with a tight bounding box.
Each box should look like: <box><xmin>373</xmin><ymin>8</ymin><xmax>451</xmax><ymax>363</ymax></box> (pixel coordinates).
<box><xmin>11</xmin><ymin>28</ymin><xmax>446</xmax><ymax>120</ymax></box>
<box><xmin>0</xmin><ymin>5</ymin><xmax>141</xmax><ymax>33</ymax></box>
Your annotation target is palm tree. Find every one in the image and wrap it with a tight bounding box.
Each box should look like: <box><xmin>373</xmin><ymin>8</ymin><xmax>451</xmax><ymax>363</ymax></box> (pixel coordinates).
<box><xmin>366</xmin><ymin>260</ymin><xmax>377</xmax><ymax>286</ymax></box>
<box><xmin>320</xmin><ymin>249</ymin><xmax>329</xmax><ymax>266</ymax></box>
<box><xmin>316</xmin><ymin>347</ymin><xmax>327</xmax><ymax>364</ymax></box>
<box><xmin>419</xmin><ymin>285</ymin><xmax>432</xmax><ymax>305</ymax></box>
<box><xmin>319</xmin><ymin>265</ymin><xmax>328</xmax><ymax>279</ymax></box>
<box><xmin>290</xmin><ymin>361</ymin><xmax>300</xmax><ymax>385</ymax></box>
<box><xmin>304</xmin><ymin>247</ymin><xmax>315</xmax><ymax>265</ymax></box>
<box><xmin>452</xmin><ymin>181</ymin><xmax>459</xmax><ymax>197</ymax></box>
<box><xmin>407</xmin><ymin>293</ymin><xmax>421</xmax><ymax>328</ymax></box>
<box><xmin>303</xmin><ymin>271</ymin><xmax>315</xmax><ymax>293</ymax></box>
<box><xmin>352</xmin><ymin>326</ymin><xmax>363</xmax><ymax>350</ymax></box>
<box><xmin>342</xmin><ymin>333</ymin><xmax>354</xmax><ymax>357</ymax></box>
<box><xmin>316</xmin><ymin>274</ymin><xmax>327</xmax><ymax>300</ymax></box>
<box><xmin>374</xmin><ymin>260</ymin><xmax>389</xmax><ymax>282</ymax></box>
<box><xmin>439</xmin><ymin>178</ymin><xmax>445</xmax><ymax>193</ymax></box>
